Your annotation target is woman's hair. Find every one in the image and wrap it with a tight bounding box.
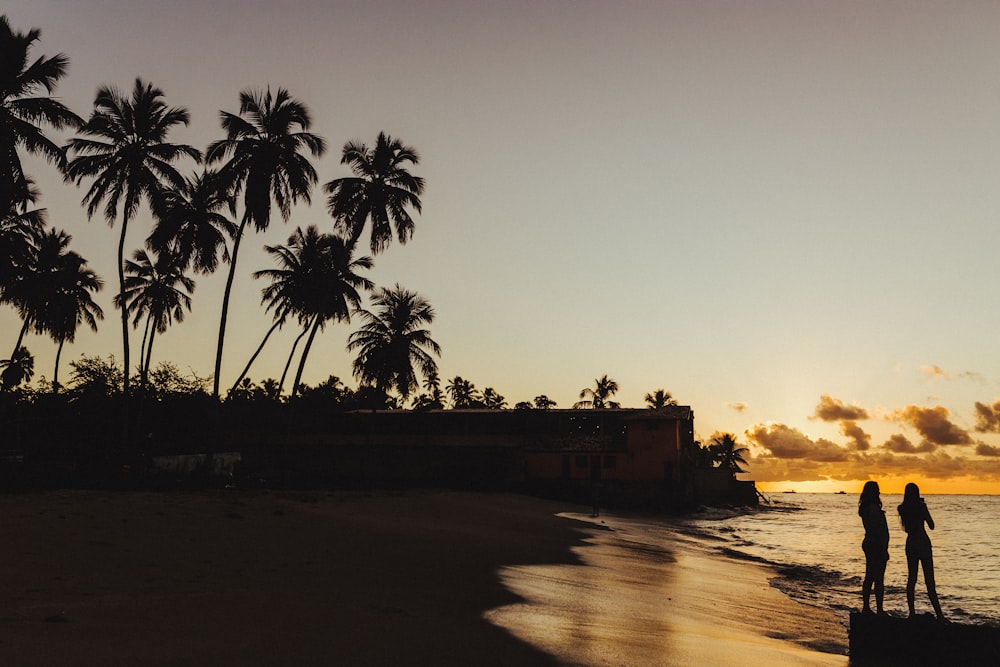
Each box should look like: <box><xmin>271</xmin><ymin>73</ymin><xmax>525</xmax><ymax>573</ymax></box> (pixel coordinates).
<box><xmin>858</xmin><ymin>480</ymin><xmax>881</xmax><ymax>516</ymax></box>
<box><xmin>898</xmin><ymin>482</ymin><xmax>923</xmax><ymax>531</ymax></box>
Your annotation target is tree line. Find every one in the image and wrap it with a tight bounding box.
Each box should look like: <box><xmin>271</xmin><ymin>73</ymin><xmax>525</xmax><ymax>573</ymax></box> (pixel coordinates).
<box><xmin>0</xmin><ymin>15</ymin><xmax>749</xmax><ymax>475</ymax></box>
<box><xmin>1</xmin><ymin>14</ymin><xmax>438</xmax><ymax>404</ymax></box>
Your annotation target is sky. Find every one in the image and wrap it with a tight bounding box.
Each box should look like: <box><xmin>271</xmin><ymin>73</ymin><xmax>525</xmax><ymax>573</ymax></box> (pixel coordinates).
<box><xmin>5</xmin><ymin>0</ymin><xmax>1000</xmax><ymax>494</ymax></box>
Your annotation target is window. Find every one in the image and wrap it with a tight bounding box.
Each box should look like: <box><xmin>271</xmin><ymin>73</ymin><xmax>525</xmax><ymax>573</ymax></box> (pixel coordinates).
<box><xmin>603</xmin><ymin>455</ymin><xmax>617</xmax><ymax>469</ymax></box>
<box><xmin>575</xmin><ymin>455</ymin><xmax>588</xmax><ymax>468</ymax></box>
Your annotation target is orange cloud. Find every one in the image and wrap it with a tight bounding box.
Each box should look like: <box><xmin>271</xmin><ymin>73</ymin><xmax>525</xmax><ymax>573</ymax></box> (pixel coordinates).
<box><xmin>745</xmin><ymin>423</ymin><xmax>849</xmax><ymax>462</ymax></box>
<box><xmin>747</xmin><ymin>448</ymin><xmax>1000</xmax><ymax>485</ymax></box>
<box><xmin>891</xmin><ymin>405</ymin><xmax>972</xmax><ymax>446</ymax></box>
<box><xmin>976</xmin><ymin>444</ymin><xmax>1000</xmax><ymax>457</ymax></box>
<box><xmin>813</xmin><ymin>395</ymin><xmax>869</xmax><ymax>421</ymax></box>
<box><xmin>727</xmin><ymin>402</ymin><xmax>748</xmax><ymax>413</ymax></box>
<box><xmin>883</xmin><ymin>433</ymin><xmax>935</xmax><ymax>454</ymax></box>
<box><xmin>841</xmin><ymin>421</ymin><xmax>871</xmax><ymax>451</ymax></box>
<box><xmin>974</xmin><ymin>399</ymin><xmax>1000</xmax><ymax>433</ymax></box>
<box><xmin>919</xmin><ymin>365</ymin><xmax>983</xmax><ymax>382</ymax></box>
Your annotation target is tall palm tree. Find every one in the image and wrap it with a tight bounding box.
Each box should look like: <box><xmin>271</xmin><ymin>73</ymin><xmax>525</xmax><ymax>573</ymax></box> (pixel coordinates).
<box><xmin>65</xmin><ymin>78</ymin><xmax>199</xmax><ymax>393</ymax></box>
<box><xmin>118</xmin><ymin>249</ymin><xmax>194</xmax><ymax>389</ymax></box>
<box><xmin>44</xmin><ymin>253</ymin><xmax>103</xmax><ymax>391</ymax></box>
<box><xmin>206</xmin><ymin>87</ymin><xmax>326</xmax><ymax>399</ymax></box>
<box><xmin>348</xmin><ymin>285</ymin><xmax>441</xmax><ymax>401</ymax></box>
<box><xmin>575</xmin><ymin>374</ymin><xmax>620</xmax><ymax>409</ymax></box>
<box><xmin>324</xmin><ymin>132</ymin><xmax>424</xmax><ymax>255</ymax></box>
<box><xmin>644</xmin><ymin>389</ymin><xmax>678</xmax><ymax>409</ymax></box>
<box><xmin>708</xmin><ymin>433</ymin><xmax>750</xmax><ymax>474</ymax></box>
<box><xmin>0</xmin><ymin>179</ymin><xmax>45</xmax><ymax>302</ymax></box>
<box><xmin>0</xmin><ymin>15</ymin><xmax>82</xmax><ymax>213</ymax></box>
<box><xmin>254</xmin><ymin>226</ymin><xmax>372</xmax><ymax>398</ymax></box>
<box><xmin>148</xmin><ymin>169</ymin><xmax>235</xmax><ymax>275</ymax></box>
<box><xmin>5</xmin><ymin>228</ymin><xmax>83</xmax><ymax>355</ymax></box>
<box><xmin>1</xmin><ymin>226</ymin><xmax>98</xmax><ymax>391</ymax></box>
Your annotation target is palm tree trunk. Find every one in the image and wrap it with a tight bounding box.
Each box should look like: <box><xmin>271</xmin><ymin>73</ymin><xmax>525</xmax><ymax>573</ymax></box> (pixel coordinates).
<box><xmin>138</xmin><ymin>315</ymin><xmax>152</xmax><ymax>388</ymax></box>
<box><xmin>290</xmin><ymin>316</ymin><xmax>322</xmax><ymax>398</ymax></box>
<box><xmin>117</xmin><ymin>218</ymin><xmax>130</xmax><ymax>394</ymax></box>
<box><xmin>115</xmin><ymin>214</ymin><xmax>133</xmax><ymax>449</ymax></box>
<box><xmin>229</xmin><ymin>315</ymin><xmax>284</xmax><ymax>395</ymax></box>
<box><xmin>144</xmin><ymin>323</ymin><xmax>157</xmax><ymax>386</ymax></box>
<box><xmin>53</xmin><ymin>338</ymin><xmax>64</xmax><ymax>393</ymax></box>
<box><xmin>9</xmin><ymin>318</ymin><xmax>30</xmax><ymax>360</ymax></box>
<box><xmin>213</xmin><ymin>217</ymin><xmax>248</xmax><ymax>400</ymax></box>
<box><xmin>277</xmin><ymin>321</ymin><xmax>310</xmax><ymax>398</ymax></box>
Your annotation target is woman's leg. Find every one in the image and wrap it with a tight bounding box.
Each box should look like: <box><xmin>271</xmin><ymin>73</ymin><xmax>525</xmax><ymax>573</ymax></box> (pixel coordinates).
<box><xmin>906</xmin><ymin>550</ymin><xmax>918</xmax><ymax>616</ymax></box>
<box><xmin>874</xmin><ymin>556</ymin><xmax>888</xmax><ymax>613</ymax></box>
<box><xmin>862</xmin><ymin>554</ymin><xmax>874</xmax><ymax>612</ymax></box>
<box><xmin>921</xmin><ymin>554</ymin><xmax>945</xmax><ymax>620</ymax></box>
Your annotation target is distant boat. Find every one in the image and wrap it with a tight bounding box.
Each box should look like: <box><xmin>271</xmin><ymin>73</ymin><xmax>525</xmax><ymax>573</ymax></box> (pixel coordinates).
<box><xmin>836</xmin><ymin>490</ymin><xmax>847</xmax><ymax>494</ymax></box>
<box><xmin>782</xmin><ymin>490</ymin><xmax>796</xmax><ymax>493</ymax></box>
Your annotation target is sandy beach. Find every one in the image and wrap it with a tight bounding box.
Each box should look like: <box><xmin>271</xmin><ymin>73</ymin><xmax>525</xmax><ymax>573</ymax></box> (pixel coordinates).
<box><xmin>0</xmin><ymin>490</ymin><xmax>847</xmax><ymax>666</ymax></box>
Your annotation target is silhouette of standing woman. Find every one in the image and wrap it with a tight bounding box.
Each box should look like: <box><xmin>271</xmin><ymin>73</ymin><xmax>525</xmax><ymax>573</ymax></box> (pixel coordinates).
<box><xmin>859</xmin><ymin>481</ymin><xmax>889</xmax><ymax>614</ymax></box>
<box><xmin>898</xmin><ymin>482</ymin><xmax>945</xmax><ymax>620</ymax></box>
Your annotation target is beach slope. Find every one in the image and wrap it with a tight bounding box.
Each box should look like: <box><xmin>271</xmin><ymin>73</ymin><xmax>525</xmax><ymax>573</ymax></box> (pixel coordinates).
<box><xmin>0</xmin><ymin>490</ymin><xmax>845</xmax><ymax>665</ymax></box>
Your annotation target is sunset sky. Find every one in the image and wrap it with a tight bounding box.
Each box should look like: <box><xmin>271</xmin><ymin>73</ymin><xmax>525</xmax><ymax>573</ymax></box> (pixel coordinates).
<box><xmin>6</xmin><ymin>1</ymin><xmax>1000</xmax><ymax>494</ymax></box>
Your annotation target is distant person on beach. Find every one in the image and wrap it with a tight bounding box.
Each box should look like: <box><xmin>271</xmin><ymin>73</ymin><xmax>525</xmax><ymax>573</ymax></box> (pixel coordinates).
<box><xmin>858</xmin><ymin>481</ymin><xmax>889</xmax><ymax>614</ymax></box>
<box><xmin>898</xmin><ymin>482</ymin><xmax>945</xmax><ymax>620</ymax></box>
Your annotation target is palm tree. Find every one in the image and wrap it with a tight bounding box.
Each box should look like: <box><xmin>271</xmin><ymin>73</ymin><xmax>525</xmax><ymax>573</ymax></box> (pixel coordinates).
<box><xmin>533</xmin><ymin>395</ymin><xmax>557</xmax><ymax>410</ymax></box>
<box><xmin>118</xmin><ymin>249</ymin><xmax>194</xmax><ymax>389</ymax></box>
<box><xmin>0</xmin><ymin>15</ymin><xmax>82</xmax><ymax>213</ymax></box>
<box><xmin>206</xmin><ymin>87</ymin><xmax>326</xmax><ymax>399</ymax></box>
<box><xmin>644</xmin><ymin>388</ymin><xmax>678</xmax><ymax>409</ymax></box>
<box><xmin>411</xmin><ymin>368</ymin><xmax>445</xmax><ymax>410</ymax></box>
<box><xmin>324</xmin><ymin>132</ymin><xmax>424</xmax><ymax>255</ymax></box>
<box><xmin>148</xmin><ymin>169</ymin><xmax>235</xmax><ymax>275</ymax></box>
<box><xmin>445</xmin><ymin>376</ymin><xmax>478</xmax><ymax>409</ymax></box>
<box><xmin>0</xmin><ymin>180</ymin><xmax>45</xmax><ymax>302</ymax></box>
<box><xmin>40</xmin><ymin>240</ymin><xmax>103</xmax><ymax>391</ymax></box>
<box><xmin>348</xmin><ymin>285</ymin><xmax>441</xmax><ymax>401</ymax></box>
<box><xmin>575</xmin><ymin>374</ymin><xmax>620</xmax><ymax>409</ymax></box>
<box><xmin>254</xmin><ymin>226</ymin><xmax>373</xmax><ymax>398</ymax></box>
<box><xmin>0</xmin><ymin>346</ymin><xmax>33</xmax><ymax>390</ymax></box>
<box><xmin>65</xmin><ymin>78</ymin><xmax>199</xmax><ymax>393</ymax></box>
<box><xmin>4</xmin><ymin>228</ymin><xmax>83</xmax><ymax>355</ymax></box>
<box><xmin>708</xmin><ymin>433</ymin><xmax>750</xmax><ymax>474</ymax></box>
<box><xmin>481</xmin><ymin>387</ymin><xmax>507</xmax><ymax>410</ymax></box>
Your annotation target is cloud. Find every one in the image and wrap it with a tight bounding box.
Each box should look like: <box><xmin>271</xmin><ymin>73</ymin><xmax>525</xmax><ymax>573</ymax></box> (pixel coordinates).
<box><xmin>746</xmin><ymin>448</ymin><xmax>1000</xmax><ymax>484</ymax></box>
<box><xmin>883</xmin><ymin>434</ymin><xmax>935</xmax><ymax>454</ymax></box>
<box><xmin>976</xmin><ymin>444</ymin><xmax>1000</xmax><ymax>457</ymax></box>
<box><xmin>727</xmin><ymin>402</ymin><xmax>748</xmax><ymax>413</ymax></box>
<box><xmin>745</xmin><ymin>423</ymin><xmax>849</xmax><ymax>462</ymax></box>
<box><xmin>891</xmin><ymin>405</ymin><xmax>973</xmax><ymax>446</ymax></box>
<box><xmin>919</xmin><ymin>365</ymin><xmax>983</xmax><ymax>382</ymax></box>
<box><xmin>841</xmin><ymin>421</ymin><xmax>871</xmax><ymax>451</ymax></box>
<box><xmin>974</xmin><ymin>400</ymin><xmax>1000</xmax><ymax>433</ymax></box>
<box><xmin>812</xmin><ymin>395</ymin><xmax>869</xmax><ymax>422</ymax></box>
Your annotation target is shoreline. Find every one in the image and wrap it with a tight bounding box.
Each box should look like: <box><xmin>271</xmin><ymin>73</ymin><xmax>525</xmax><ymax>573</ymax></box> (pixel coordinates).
<box><xmin>0</xmin><ymin>489</ymin><xmax>846</xmax><ymax>665</ymax></box>
<box><xmin>488</xmin><ymin>510</ymin><xmax>847</xmax><ymax>666</ymax></box>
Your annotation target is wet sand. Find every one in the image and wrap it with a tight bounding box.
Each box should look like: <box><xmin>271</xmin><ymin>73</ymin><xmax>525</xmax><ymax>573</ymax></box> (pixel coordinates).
<box><xmin>0</xmin><ymin>490</ymin><xmax>847</xmax><ymax>665</ymax></box>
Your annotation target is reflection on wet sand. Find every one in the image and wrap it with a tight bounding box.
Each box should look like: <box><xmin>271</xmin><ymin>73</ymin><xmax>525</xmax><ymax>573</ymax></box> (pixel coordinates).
<box><xmin>486</xmin><ymin>513</ymin><xmax>847</xmax><ymax>667</ymax></box>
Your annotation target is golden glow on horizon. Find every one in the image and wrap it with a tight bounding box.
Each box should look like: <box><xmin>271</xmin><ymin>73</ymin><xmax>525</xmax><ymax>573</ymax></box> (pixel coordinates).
<box><xmin>757</xmin><ymin>476</ymin><xmax>1000</xmax><ymax>496</ymax></box>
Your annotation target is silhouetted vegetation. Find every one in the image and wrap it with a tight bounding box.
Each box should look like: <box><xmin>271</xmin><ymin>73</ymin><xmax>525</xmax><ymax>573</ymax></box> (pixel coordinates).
<box><xmin>0</xmin><ymin>14</ymin><xmax>722</xmax><ymax>493</ymax></box>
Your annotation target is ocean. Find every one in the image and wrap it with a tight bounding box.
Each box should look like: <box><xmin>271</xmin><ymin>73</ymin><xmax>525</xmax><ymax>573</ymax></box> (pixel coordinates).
<box><xmin>682</xmin><ymin>493</ymin><xmax>1000</xmax><ymax>626</ymax></box>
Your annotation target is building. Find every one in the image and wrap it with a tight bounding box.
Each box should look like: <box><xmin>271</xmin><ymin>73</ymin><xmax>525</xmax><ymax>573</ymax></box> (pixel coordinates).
<box><xmin>231</xmin><ymin>405</ymin><xmax>760</xmax><ymax>507</ymax></box>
